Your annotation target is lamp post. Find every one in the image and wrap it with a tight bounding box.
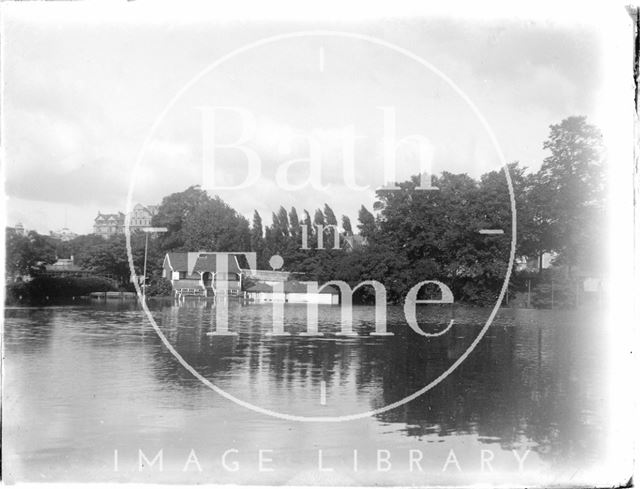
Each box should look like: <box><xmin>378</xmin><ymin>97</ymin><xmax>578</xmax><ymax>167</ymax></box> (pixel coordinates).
<box><xmin>141</xmin><ymin>227</ymin><xmax>168</xmax><ymax>298</ymax></box>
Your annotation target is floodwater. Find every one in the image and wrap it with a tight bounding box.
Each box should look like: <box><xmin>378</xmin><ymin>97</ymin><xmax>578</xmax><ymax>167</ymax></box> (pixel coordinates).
<box><xmin>3</xmin><ymin>300</ymin><xmax>610</xmax><ymax>485</ymax></box>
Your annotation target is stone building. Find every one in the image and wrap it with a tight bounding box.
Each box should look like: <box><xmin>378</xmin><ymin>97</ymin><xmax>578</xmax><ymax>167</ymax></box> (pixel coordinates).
<box><xmin>93</xmin><ymin>203</ymin><xmax>158</xmax><ymax>238</ymax></box>
<box><xmin>93</xmin><ymin>212</ymin><xmax>125</xmax><ymax>238</ymax></box>
<box><xmin>129</xmin><ymin>203</ymin><xmax>159</xmax><ymax>233</ymax></box>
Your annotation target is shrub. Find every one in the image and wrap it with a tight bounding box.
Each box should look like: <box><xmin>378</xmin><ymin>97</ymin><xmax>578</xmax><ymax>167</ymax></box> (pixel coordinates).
<box><xmin>5</xmin><ymin>275</ymin><xmax>117</xmax><ymax>305</ymax></box>
<box><xmin>146</xmin><ymin>277</ymin><xmax>173</xmax><ymax>297</ymax></box>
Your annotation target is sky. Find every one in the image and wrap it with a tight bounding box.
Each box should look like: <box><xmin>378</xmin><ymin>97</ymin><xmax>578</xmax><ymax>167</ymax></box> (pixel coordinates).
<box><xmin>1</xmin><ymin>3</ymin><xmax>607</xmax><ymax>235</ymax></box>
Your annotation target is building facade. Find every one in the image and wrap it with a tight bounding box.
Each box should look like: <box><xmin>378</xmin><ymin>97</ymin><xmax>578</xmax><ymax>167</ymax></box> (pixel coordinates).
<box><xmin>163</xmin><ymin>252</ymin><xmax>244</xmax><ymax>297</ymax></box>
<box><xmin>162</xmin><ymin>251</ymin><xmax>340</xmax><ymax>303</ymax></box>
<box><xmin>93</xmin><ymin>203</ymin><xmax>158</xmax><ymax>238</ymax></box>
<box><xmin>245</xmin><ymin>281</ymin><xmax>339</xmax><ymax>304</ymax></box>
<box><xmin>93</xmin><ymin>212</ymin><xmax>125</xmax><ymax>238</ymax></box>
<box><xmin>50</xmin><ymin>227</ymin><xmax>78</xmax><ymax>241</ymax></box>
<box><xmin>14</xmin><ymin>223</ymin><xmax>26</xmax><ymax>236</ymax></box>
<box><xmin>129</xmin><ymin>203</ymin><xmax>159</xmax><ymax>233</ymax></box>
<box><xmin>7</xmin><ymin>223</ymin><xmax>26</xmax><ymax>236</ymax></box>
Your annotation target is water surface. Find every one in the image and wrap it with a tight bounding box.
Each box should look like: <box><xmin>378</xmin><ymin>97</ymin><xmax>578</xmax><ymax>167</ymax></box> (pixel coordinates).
<box><xmin>3</xmin><ymin>301</ymin><xmax>608</xmax><ymax>485</ymax></box>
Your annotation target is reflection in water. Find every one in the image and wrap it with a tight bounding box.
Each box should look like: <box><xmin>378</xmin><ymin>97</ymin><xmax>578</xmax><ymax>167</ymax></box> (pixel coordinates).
<box><xmin>3</xmin><ymin>301</ymin><xmax>607</xmax><ymax>485</ymax></box>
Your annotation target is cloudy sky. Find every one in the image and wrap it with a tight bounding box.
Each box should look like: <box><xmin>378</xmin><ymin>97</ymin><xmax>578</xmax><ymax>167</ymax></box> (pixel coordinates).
<box><xmin>2</xmin><ymin>3</ymin><xmax>606</xmax><ymax>235</ymax></box>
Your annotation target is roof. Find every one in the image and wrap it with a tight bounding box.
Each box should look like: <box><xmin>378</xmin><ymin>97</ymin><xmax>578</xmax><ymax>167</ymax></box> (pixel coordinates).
<box><xmin>95</xmin><ymin>212</ymin><xmax>125</xmax><ymax>223</ymax></box>
<box><xmin>242</xmin><ymin>269</ymin><xmax>293</xmax><ymax>282</ymax></box>
<box><xmin>165</xmin><ymin>252</ymin><xmax>242</xmax><ymax>275</ymax></box>
<box><xmin>165</xmin><ymin>252</ymin><xmax>188</xmax><ymax>272</ymax></box>
<box><xmin>132</xmin><ymin>203</ymin><xmax>158</xmax><ymax>215</ymax></box>
<box><xmin>246</xmin><ymin>283</ymin><xmax>274</xmax><ymax>293</ymax></box>
<box><xmin>193</xmin><ymin>254</ymin><xmax>242</xmax><ymax>274</ymax></box>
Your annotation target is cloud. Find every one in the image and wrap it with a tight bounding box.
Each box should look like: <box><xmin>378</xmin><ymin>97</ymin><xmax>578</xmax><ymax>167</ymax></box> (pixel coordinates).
<box><xmin>2</xmin><ymin>15</ymin><xmax>604</xmax><ymax>235</ymax></box>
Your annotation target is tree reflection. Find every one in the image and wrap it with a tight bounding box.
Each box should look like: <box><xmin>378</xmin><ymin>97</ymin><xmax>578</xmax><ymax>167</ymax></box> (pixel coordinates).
<box><xmin>149</xmin><ymin>302</ymin><xmax>605</xmax><ymax>467</ymax></box>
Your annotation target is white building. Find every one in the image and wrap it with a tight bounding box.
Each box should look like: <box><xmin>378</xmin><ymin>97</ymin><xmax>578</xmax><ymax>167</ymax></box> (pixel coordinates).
<box><xmin>246</xmin><ymin>281</ymin><xmax>339</xmax><ymax>304</ymax></box>
<box><xmin>50</xmin><ymin>227</ymin><xmax>78</xmax><ymax>242</ymax></box>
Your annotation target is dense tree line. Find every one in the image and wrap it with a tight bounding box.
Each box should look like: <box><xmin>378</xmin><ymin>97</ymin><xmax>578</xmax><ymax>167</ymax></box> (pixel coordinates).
<box><xmin>5</xmin><ymin>230</ymin><xmax>57</xmax><ymax>277</ymax></box>
<box><xmin>5</xmin><ymin>116</ymin><xmax>605</xmax><ymax>305</ymax></box>
<box><xmin>235</xmin><ymin>116</ymin><xmax>604</xmax><ymax>304</ymax></box>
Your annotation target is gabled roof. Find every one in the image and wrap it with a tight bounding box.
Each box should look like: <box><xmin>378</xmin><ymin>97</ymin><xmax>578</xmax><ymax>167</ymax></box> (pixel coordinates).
<box><xmin>95</xmin><ymin>212</ymin><xmax>125</xmax><ymax>223</ymax></box>
<box><xmin>165</xmin><ymin>252</ymin><xmax>243</xmax><ymax>275</ymax></box>
<box><xmin>165</xmin><ymin>252</ymin><xmax>188</xmax><ymax>272</ymax></box>
<box><xmin>193</xmin><ymin>254</ymin><xmax>242</xmax><ymax>274</ymax></box>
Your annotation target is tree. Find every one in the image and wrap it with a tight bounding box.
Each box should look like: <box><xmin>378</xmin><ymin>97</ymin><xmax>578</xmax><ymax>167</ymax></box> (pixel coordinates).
<box><xmin>300</xmin><ymin>210</ymin><xmax>314</xmax><ymax>243</ymax></box>
<box><xmin>302</xmin><ymin>210</ymin><xmax>313</xmax><ymax>230</ymax></box>
<box><xmin>270</xmin><ymin>212</ymin><xmax>281</xmax><ymax>237</ymax></box>
<box><xmin>264</xmin><ymin>226</ymin><xmax>275</xmax><ymax>259</ymax></box>
<box><xmin>357</xmin><ymin>205</ymin><xmax>377</xmax><ymax>241</ymax></box>
<box><xmin>268</xmin><ymin>208</ymin><xmax>288</xmax><ymax>253</ymax></box>
<box><xmin>251</xmin><ymin>210</ymin><xmax>264</xmax><ymax>249</ymax></box>
<box><xmin>276</xmin><ymin>206</ymin><xmax>290</xmax><ymax>237</ymax></box>
<box><xmin>521</xmin><ymin>171</ymin><xmax>555</xmax><ymax>268</ymax></box>
<box><xmin>288</xmin><ymin>207</ymin><xmax>301</xmax><ymax>239</ymax></box>
<box><xmin>323</xmin><ymin>203</ymin><xmax>337</xmax><ymax>226</ymax></box>
<box><xmin>182</xmin><ymin>196</ymin><xmax>251</xmax><ymax>251</ymax></box>
<box><xmin>77</xmin><ymin>233</ymin><xmax>148</xmax><ymax>284</ymax></box>
<box><xmin>313</xmin><ymin>209</ymin><xmax>326</xmax><ymax>227</ymax></box>
<box><xmin>299</xmin><ymin>209</ymin><xmax>316</xmax><ymax>251</ymax></box>
<box><xmin>477</xmin><ymin>162</ymin><xmax>535</xmax><ymax>259</ymax></box>
<box><xmin>152</xmin><ymin>185</ymin><xmax>210</xmax><ymax>251</ymax></box>
<box><xmin>369</xmin><ymin>172</ymin><xmax>512</xmax><ymax>304</ymax></box>
<box><xmin>5</xmin><ymin>229</ymin><xmax>57</xmax><ymax>278</ymax></box>
<box><xmin>64</xmin><ymin>234</ymin><xmax>106</xmax><ymax>264</ymax></box>
<box><xmin>342</xmin><ymin>215</ymin><xmax>353</xmax><ymax>236</ymax></box>
<box><xmin>535</xmin><ymin>116</ymin><xmax>605</xmax><ymax>272</ymax></box>
<box><xmin>250</xmin><ymin>210</ymin><xmax>265</xmax><ymax>266</ymax></box>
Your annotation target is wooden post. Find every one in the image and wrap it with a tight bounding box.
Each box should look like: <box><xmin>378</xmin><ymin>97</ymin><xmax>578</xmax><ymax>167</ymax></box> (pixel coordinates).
<box><xmin>551</xmin><ymin>280</ymin><xmax>554</xmax><ymax>309</ymax></box>
<box><xmin>527</xmin><ymin>279</ymin><xmax>531</xmax><ymax>309</ymax></box>
<box><xmin>142</xmin><ymin>232</ymin><xmax>149</xmax><ymax>298</ymax></box>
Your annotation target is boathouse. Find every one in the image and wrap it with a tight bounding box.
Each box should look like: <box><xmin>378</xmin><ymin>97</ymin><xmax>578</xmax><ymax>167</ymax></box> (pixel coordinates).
<box><xmin>162</xmin><ymin>252</ymin><xmax>244</xmax><ymax>297</ymax></box>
